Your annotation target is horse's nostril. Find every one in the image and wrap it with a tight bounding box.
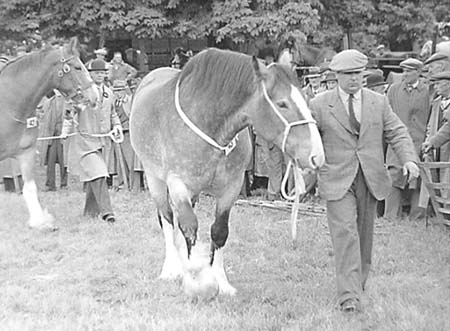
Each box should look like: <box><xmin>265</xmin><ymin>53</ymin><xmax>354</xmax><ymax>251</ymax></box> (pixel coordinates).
<box><xmin>310</xmin><ymin>155</ymin><xmax>319</xmax><ymax>169</ymax></box>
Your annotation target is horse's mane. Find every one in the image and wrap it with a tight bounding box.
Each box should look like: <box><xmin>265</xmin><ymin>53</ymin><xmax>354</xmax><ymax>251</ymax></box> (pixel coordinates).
<box><xmin>0</xmin><ymin>47</ymin><xmax>55</xmax><ymax>76</ymax></box>
<box><xmin>179</xmin><ymin>48</ymin><xmax>257</xmax><ymax>114</ymax></box>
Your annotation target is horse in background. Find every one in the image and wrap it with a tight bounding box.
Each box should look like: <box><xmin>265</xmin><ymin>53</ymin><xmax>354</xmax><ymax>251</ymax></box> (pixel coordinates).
<box><xmin>130</xmin><ymin>48</ymin><xmax>324</xmax><ymax>297</ymax></box>
<box><xmin>278</xmin><ymin>42</ymin><xmax>336</xmax><ymax>70</ymax></box>
<box><xmin>0</xmin><ymin>37</ymin><xmax>98</xmax><ymax>230</ymax></box>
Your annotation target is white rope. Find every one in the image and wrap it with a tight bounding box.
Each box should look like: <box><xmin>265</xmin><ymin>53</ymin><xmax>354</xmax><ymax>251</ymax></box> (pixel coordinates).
<box><xmin>174</xmin><ymin>79</ymin><xmax>237</xmax><ymax>156</ymax></box>
<box><xmin>281</xmin><ymin>159</ymin><xmax>306</xmax><ymax>247</ymax></box>
<box><xmin>37</xmin><ymin>129</ymin><xmax>124</xmax><ymax>143</ymax></box>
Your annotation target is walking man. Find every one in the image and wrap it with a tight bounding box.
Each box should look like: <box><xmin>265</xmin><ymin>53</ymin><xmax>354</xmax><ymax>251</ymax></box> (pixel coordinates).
<box><xmin>309</xmin><ymin>49</ymin><xmax>419</xmax><ymax>313</ymax></box>
<box><xmin>62</xmin><ymin>59</ymin><xmax>123</xmax><ymax>222</ymax></box>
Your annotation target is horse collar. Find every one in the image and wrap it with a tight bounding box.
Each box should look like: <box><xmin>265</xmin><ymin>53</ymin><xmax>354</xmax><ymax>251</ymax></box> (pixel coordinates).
<box><xmin>174</xmin><ymin>79</ymin><xmax>238</xmax><ymax>156</ymax></box>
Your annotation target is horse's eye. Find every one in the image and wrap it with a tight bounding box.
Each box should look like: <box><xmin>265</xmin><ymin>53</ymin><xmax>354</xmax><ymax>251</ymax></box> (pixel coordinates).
<box><xmin>277</xmin><ymin>101</ymin><xmax>289</xmax><ymax>109</ymax></box>
<box><xmin>74</xmin><ymin>66</ymin><xmax>82</xmax><ymax>71</ymax></box>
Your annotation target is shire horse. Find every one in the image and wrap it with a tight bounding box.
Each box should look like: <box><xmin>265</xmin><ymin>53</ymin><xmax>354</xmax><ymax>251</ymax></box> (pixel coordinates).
<box><xmin>130</xmin><ymin>48</ymin><xmax>324</xmax><ymax>296</ymax></box>
<box><xmin>0</xmin><ymin>37</ymin><xmax>98</xmax><ymax>230</ymax></box>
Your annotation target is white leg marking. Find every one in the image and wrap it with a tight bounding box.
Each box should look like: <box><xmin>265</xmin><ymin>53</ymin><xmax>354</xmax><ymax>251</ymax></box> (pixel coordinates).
<box><xmin>212</xmin><ymin>248</ymin><xmax>236</xmax><ymax>296</ymax></box>
<box><xmin>159</xmin><ymin>216</ymin><xmax>183</xmax><ymax>280</ymax></box>
<box><xmin>24</xmin><ymin>180</ymin><xmax>55</xmax><ymax>230</ymax></box>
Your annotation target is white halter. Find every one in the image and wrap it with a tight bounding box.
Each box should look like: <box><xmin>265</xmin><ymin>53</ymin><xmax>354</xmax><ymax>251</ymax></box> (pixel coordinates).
<box><xmin>174</xmin><ymin>79</ymin><xmax>238</xmax><ymax>156</ymax></box>
<box><xmin>174</xmin><ymin>77</ymin><xmax>315</xmax><ymax>156</ymax></box>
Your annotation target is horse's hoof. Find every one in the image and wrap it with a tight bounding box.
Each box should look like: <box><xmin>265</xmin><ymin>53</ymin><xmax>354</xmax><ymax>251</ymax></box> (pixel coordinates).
<box><xmin>183</xmin><ymin>268</ymin><xmax>219</xmax><ymax>300</ymax></box>
<box><xmin>219</xmin><ymin>283</ymin><xmax>237</xmax><ymax>296</ymax></box>
<box><xmin>29</xmin><ymin>223</ymin><xmax>59</xmax><ymax>232</ymax></box>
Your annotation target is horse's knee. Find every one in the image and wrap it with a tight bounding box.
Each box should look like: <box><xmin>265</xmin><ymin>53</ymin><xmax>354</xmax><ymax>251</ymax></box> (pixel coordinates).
<box><xmin>211</xmin><ymin>210</ymin><xmax>230</xmax><ymax>249</ymax></box>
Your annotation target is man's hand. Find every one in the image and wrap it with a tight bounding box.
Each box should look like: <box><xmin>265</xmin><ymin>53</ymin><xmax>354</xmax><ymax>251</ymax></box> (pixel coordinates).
<box><xmin>422</xmin><ymin>141</ymin><xmax>433</xmax><ymax>154</ymax></box>
<box><xmin>403</xmin><ymin>161</ymin><xmax>420</xmax><ymax>182</ymax></box>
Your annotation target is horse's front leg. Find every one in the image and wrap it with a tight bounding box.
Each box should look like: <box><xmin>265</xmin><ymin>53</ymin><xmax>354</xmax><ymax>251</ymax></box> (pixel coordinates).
<box><xmin>209</xmin><ymin>173</ymin><xmax>245</xmax><ymax>296</ymax></box>
<box><xmin>17</xmin><ymin>146</ymin><xmax>56</xmax><ymax>231</ymax></box>
<box><xmin>167</xmin><ymin>174</ymin><xmax>218</xmax><ymax>298</ymax></box>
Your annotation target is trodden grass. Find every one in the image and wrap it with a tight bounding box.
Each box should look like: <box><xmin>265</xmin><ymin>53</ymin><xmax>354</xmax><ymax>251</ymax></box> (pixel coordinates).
<box><xmin>0</xmin><ymin>168</ymin><xmax>449</xmax><ymax>331</ymax></box>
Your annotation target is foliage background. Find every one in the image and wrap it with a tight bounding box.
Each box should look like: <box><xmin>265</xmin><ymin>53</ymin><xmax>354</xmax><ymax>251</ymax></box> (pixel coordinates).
<box><xmin>0</xmin><ymin>1</ymin><xmax>449</xmax><ymax>53</ymax></box>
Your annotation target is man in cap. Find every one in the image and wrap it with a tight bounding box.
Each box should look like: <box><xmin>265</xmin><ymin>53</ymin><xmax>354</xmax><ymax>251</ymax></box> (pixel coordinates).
<box><xmin>422</xmin><ymin>72</ymin><xmax>450</xmax><ymax>181</ymax></box>
<box><xmin>309</xmin><ymin>49</ymin><xmax>419</xmax><ymax>313</ymax></box>
<box><xmin>108</xmin><ymin>51</ymin><xmax>137</xmax><ymax>85</ymax></box>
<box><xmin>111</xmin><ymin>79</ymin><xmax>141</xmax><ymax>190</ymax></box>
<box><xmin>422</xmin><ymin>72</ymin><xmax>450</xmax><ymax>152</ymax></box>
<box><xmin>365</xmin><ymin>72</ymin><xmax>388</xmax><ymax>94</ymax></box>
<box><xmin>85</xmin><ymin>48</ymin><xmax>109</xmax><ymax>68</ymax></box>
<box><xmin>62</xmin><ymin>58</ymin><xmax>123</xmax><ymax>222</ymax></box>
<box><xmin>302</xmin><ymin>67</ymin><xmax>324</xmax><ymax>102</ymax></box>
<box><xmin>323</xmin><ymin>71</ymin><xmax>338</xmax><ymax>90</ymax></box>
<box><xmin>424</xmin><ymin>53</ymin><xmax>450</xmax><ymax>77</ymax></box>
<box><xmin>383</xmin><ymin>58</ymin><xmax>430</xmax><ymax>222</ymax></box>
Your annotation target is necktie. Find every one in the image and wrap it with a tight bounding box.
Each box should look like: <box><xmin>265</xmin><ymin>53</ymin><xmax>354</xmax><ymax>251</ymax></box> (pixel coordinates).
<box><xmin>348</xmin><ymin>93</ymin><xmax>360</xmax><ymax>134</ymax></box>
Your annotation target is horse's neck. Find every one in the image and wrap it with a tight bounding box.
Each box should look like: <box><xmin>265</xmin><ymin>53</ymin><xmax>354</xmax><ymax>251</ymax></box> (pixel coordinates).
<box><xmin>2</xmin><ymin>54</ymin><xmax>56</xmax><ymax>113</ymax></box>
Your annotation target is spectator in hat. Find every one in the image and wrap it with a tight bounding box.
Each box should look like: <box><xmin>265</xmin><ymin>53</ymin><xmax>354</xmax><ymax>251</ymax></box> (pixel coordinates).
<box><xmin>424</xmin><ymin>53</ymin><xmax>450</xmax><ymax>78</ymax></box>
<box><xmin>62</xmin><ymin>58</ymin><xmax>123</xmax><ymax>223</ymax></box>
<box><xmin>111</xmin><ymin>80</ymin><xmax>144</xmax><ymax>191</ymax></box>
<box><xmin>309</xmin><ymin>49</ymin><xmax>419</xmax><ymax>313</ymax></box>
<box><xmin>365</xmin><ymin>72</ymin><xmax>389</xmax><ymax>95</ymax></box>
<box><xmin>108</xmin><ymin>51</ymin><xmax>137</xmax><ymax>85</ymax></box>
<box><xmin>323</xmin><ymin>71</ymin><xmax>338</xmax><ymax>90</ymax></box>
<box><xmin>384</xmin><ymin>58</ymin><xmax>430</xmax><ymax>222</ymax></box>
<box><xmin>302</xmin><ymin>67</ymin><xmax>324</xmax><ymax>102</ymax></box>
<box><xmin>85</xmin><ymin>48</ymin><xmax>109</xmax><ymax>68</ymax></box>
<box><xmin>257</xmin><ymin>45</ymin><xmax>276</xmax><ymax>66</ymax></box>
<box><xmin>38</xmin><ymin>90</ymin><xmax>72</xmax><ymax>191</ymax></box>
<box><xmin>422</xmin><ymin>71</ymin><xmax>450</xmax><ymax>187</ymax></box>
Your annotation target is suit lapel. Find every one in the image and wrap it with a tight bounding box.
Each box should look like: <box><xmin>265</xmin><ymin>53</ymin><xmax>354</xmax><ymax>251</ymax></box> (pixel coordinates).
<box><xmin>328</xmin><ymin>89</ymin><xmax>354</xmax><ymax>135</ymax></box>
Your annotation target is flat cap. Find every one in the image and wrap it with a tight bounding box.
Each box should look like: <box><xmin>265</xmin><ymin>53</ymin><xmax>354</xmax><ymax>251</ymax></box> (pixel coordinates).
<box><xmin>305</xmin><ymin>66</ymin><xmax>321</xmax><ymax>78</ymax></box>
<box><xmin>424</xmin><ymin>52</ymin><xmax>449</xmax><ymax>65</ymax></box>
<box><xmin>329</xmin><ymin>49</ymin><xmax>368</xmax><ymax>73</ymax></box>
<box><xmin>429</xmin><ymin>71</ymin><xmax>450</xmax><ymax>82</ymax></box>
<box><xmin>94</xmin><ymin>48</ymin><xmax>108</xmax><ymax>56</ymax></box>
<box><xmin>400</xmin><ymin>58</ymin><xmax>423</xmax><ymax>71</ymax></box>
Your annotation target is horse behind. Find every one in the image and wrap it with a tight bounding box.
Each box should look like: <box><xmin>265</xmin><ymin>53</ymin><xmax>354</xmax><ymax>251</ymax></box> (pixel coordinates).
<box><xmin>130</xmin><ymin>48</ymin><xmax>324</xmax><ymax>297</ymax></box>
<box><xmin>0</xmin><ymin>37</ymin><xmax>97</xmax><ymax>230</ymax></box>
<box><xmin>278</xmin><ymin>44</ymin><xmax>336</xmax><ymax>69</ymax></box>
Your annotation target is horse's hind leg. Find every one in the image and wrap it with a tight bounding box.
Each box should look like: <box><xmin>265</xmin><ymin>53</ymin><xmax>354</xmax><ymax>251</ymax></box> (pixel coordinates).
<box><xmin>17</xmin><ymin>147</ymin><xmax>56</xmax><ymax>230</ymax></box>
<box><xmin>210</xmin><ymin>175</ymin><xmax>244</xmax><ymax>296</ymax></box>
<box><xmin>146</xmin><ymin>175</ymin><xmax>183</xmax><ymax>280</ymax></box>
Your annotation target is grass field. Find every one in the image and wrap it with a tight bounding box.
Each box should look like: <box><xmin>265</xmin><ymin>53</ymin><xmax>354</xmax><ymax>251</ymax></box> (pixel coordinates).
<box><xmin>0</xmin><ymin>166</ymin><xmax>449</xmax><ymax>331</ymax></box>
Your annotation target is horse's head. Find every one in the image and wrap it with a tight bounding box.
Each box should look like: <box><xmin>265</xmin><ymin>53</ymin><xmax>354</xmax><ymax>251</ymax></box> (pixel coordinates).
<box><xmin>53</xmin><ymin>37</ymin><xmax>97</xmax><ymax>108</ymax></box>
<box><xmin>249</xmin><ymin>58</ymin><xmax>324</xmax><ymax>170</ymax></box>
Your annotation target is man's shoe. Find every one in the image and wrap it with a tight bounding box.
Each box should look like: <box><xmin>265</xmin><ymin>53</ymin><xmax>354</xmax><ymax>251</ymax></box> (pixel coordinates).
<box><xmin>341</xmin><ymin>298</ymin><xmax>361</xmax><ymax>313</ymax></box>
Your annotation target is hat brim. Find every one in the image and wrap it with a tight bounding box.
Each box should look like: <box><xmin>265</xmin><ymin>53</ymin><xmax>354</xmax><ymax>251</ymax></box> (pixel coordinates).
<box><xmin>367</xmin><ymin>82</ymin><xmax>388</xmax><ymax>88</ymax></box>
<box><xmin>336</xmin><ymin>67</ymin><xmax>366</xmax><ymax>74</ymax></box>
<box><xmin>400</xmin><ymin>65</ymin><xmax>421</xmax><ymax>71</ymax></box>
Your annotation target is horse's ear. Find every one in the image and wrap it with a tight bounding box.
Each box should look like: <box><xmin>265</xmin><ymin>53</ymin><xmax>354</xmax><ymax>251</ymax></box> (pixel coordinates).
<box><xmin>252</xmin><ymin>56</ymin><xmax>269</xmax><ymax>81</ymax></box>
<box><xmin>66</xmin><ymin>37</ymin><xmax>80</xmax><ymax>57</ymax></box>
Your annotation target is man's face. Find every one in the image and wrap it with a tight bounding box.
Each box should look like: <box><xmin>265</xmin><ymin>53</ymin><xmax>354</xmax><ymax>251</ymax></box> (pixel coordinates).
<box><xmin>309</xmin><ymin>76</ymin><xmax>321</xmax><ymax>89</ymax></box>
<box><xmin>337</xmin><ymin>71</ymin><xmax>364</xmax><ymax>94</ymax></box>
<box><xmin>113</xmin><ymin>54</ymin><xmax>122</xmax><ymax>63</ymax></box>
<box><xmin>402</xmin><ymin>68</ymin><xmax>420</xmax><ymax>84</ymax></box>
<box><xmin>326</xmin><ymin>80</ymin><xmax>338</xmax><ymax>90</ymax></box>
<box><xmin>434</xmin><ymin>80</ymin><xmax>450</xmax><ymax>97</ymax></box>
<box><xmin>264</xmin><ymin>55</ymin><xmax>274</xmax><ymax>65</ymax></box>
<box><xmin>90</xmin><ymin>70</ymin><xmax>106</xmax><ymax>84</ymax></box>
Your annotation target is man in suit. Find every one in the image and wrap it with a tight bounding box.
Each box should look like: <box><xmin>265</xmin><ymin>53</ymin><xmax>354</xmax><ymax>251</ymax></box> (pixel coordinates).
<box><xmin>309</xmin><ymin>49</ymin><xmax>419</xmax><ymax>313</ymax></box>
<box><xmin>384</xmin><ymin>58</ymin><xmax>430</xmax><ymax>221</ymax></box>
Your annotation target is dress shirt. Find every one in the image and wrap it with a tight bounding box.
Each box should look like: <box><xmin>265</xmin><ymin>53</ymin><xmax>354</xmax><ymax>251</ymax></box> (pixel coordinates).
<box><xmin>338</xmin><ymin>87</ymin><xmax>362</xmax><ymax>123</ymax></box>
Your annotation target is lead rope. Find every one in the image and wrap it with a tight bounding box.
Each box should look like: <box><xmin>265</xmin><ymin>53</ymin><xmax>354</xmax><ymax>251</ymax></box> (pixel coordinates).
<box><xmin>281</xmin><ymin>159</ymin><xmax>306</xmax><ymax>248</ymax></box>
